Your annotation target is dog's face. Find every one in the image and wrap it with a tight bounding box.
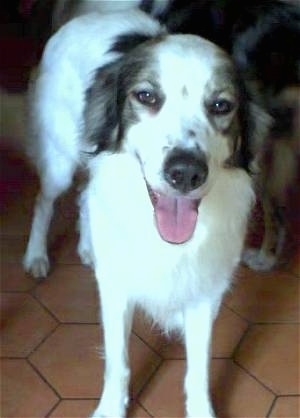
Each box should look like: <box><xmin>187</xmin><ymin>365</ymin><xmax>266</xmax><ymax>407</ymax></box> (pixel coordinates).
<box><xmin>119</xmin><ymin>35</ymin><xmax>240</xmax><ymax>194</ymax></box>
<box><xmin>85</xmin><ymin>34</ymin><xmax>268</xmax><ymax>243</ymax></box>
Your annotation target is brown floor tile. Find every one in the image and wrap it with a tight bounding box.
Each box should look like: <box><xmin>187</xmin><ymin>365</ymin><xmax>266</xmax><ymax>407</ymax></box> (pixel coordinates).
<box><xmin>29</xmin><ymin>324</ymin><xmax>103</xmax><ymax>399</ymax></box>
<box><xmin>0</xmin><ymin>293</ymin><xmax>57</xmax><ymax>357</ymax></box>
<box><xmin>49</xmin><ymin>400</ymin><xmax>99</xmax><ymax>417</ymax></box>
<box><xmin>50</xmin><ymin>399</ymin><xmax>151</xmax><ymax>418</ymax></box>
<box><xmin>129</xmin><ymin>334</ymin><xmax>162</xmax><ymax>397</ymax></box>
<box><xmin>133</xmin><ymin>310</ymin><xmax>185</xmax><ymax>360</ymax></box>
<box><xmin>225</xmin><ymin>266</ymin><xmax>300</xmax><ymax>322</ymax></box>
<box><xmin>34</xmin><ymin>265</ymin><xmax>99</xmax><ymax>323</ymax></box>
<box><xmin>0</xmin><ymin>263</ymin><xmax>36</xmax><ymax>292</ymax></box>
<box><xmin>139</xmin><ymin>358</ymin><xmax>275</xmax><ymax>418</ymax></box>
<box><xmin>29</xmin><ymin>324</ymin><xmax>161</xmax><ymax>400</ymax></box>
<box><xmin>128</xmin><ymin>402</ymin><xmax>152</xmax><ymax>417</ymax></box>
<box><xmin>1</xmin><ymin>358</ymin><xmax>58</xmax><ymax>417</ymax></box>
<box><xmin>212</xmin><ymin>305</ymin><xmax>249</xmax><ymax>358</ymax></box>
<box><xmin>212</xmin><ymin>359</ymin><xmax>274</xmax><ymax>417</ymax></box>
<box><xmin>133</xmin><ymin>305</ymin><xmax>248</xmax><ymax>361</ymax></box>
<box><xmin>139</xmin><ymin>360</ymin><xmax>186</xmax><ymax>417</ymax></box>
<box><xmin>270</xmin><ymin>396</ymin><xmax>300</xmax><ymax>417</ymax></box>
<box><xmin>235</xmin><ymin>324</ymin><xmax>300</xmax><ymax>395</ymax></box>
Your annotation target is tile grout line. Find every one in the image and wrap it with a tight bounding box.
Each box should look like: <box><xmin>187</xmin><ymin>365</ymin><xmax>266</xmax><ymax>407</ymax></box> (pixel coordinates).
<box><xmin>45</xmin><ymin>398</ymin><xmax>61</xmax><ymax>418</ymax></box>
<box><xmin>27</xmin><ymin>356</ymin><xmax>62</xmax><ymax>401</ymax></box>
<box><xmin>135</xmin><ymin>399</ymin><xmax>154</xmax><ymax>417</ymax></box>
<box><xmin>26</xmin><ymin>321</ymin><xmax>61</xmax><ymax>358</ymax></box>
<box><xmin>265</xmin><ymin>395</ymin><xmax>278</xmax><ymax>418</ymax></box>
<box><xmin>30</xmin><ymin>286</ymin><xmax>67</xmax><ymax>323</ymax></box>
<box><xmin>230</xmin><ymin>321</ymin><xmax>252</xmax><ymax>360</ymax></box>
<box><xmin>223</xmin><ymin>302</ymin><xmax>253</xmax><ymax>324</ymax></box>
<box><xmin>132</xmin><ymin>329</ymin><xmax>164</xmax><ymax>359</ymax></box>
<box><xmin>131</xmin><ymin>348</ymin><xmax>164</xmax><ymax>400</ymax></box>
<box><xmin>233</xmin><ymin>359</ymin><xmax>278</xmax><ymax>397</ymax></box>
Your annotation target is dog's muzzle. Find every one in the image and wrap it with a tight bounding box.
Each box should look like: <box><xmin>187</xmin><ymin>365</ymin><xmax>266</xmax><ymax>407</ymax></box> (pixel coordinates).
<box><xmin>146</xmin><ymin>149</ymin><xmax>208</xmax><ymax>245</ymax></box>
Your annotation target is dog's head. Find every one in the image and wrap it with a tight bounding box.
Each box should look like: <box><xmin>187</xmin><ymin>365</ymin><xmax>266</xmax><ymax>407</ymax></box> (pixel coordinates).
<box><xmin>85</xmin><ymin>33</ymin><xmax>269</xmax><ymax>244</ymax></box>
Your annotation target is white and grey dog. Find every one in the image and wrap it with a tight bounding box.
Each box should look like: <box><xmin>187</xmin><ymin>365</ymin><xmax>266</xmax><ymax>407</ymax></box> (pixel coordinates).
<box><xmin>24</xmin><ymin>9</ymin><xmax>270</xmax><ymax>418</ymax></box>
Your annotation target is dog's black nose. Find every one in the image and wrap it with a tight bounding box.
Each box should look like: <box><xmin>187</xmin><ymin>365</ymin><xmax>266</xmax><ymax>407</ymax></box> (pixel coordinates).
<box><xmin>164</xmin><ymin>149</ymin><xmax>208</xmax><ymax>193</ymax></box>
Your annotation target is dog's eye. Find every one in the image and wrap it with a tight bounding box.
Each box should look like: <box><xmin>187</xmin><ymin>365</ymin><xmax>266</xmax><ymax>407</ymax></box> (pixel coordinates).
<box><xmin>209</xmin><ymin>99</ymin><xmax>234</xmax><ymax>116</ymax></box>
<box><xmin>134</xmin><ymin>90</ymin><xmax>157</xmax><ymax>107</ymax></box>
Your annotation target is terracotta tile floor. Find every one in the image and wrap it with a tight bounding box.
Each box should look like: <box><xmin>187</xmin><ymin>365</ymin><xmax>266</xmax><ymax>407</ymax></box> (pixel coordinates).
<box><xmin>0</xmin><ymin>145</ymin><xmax>299</xmax><ymax>418</ymax></box>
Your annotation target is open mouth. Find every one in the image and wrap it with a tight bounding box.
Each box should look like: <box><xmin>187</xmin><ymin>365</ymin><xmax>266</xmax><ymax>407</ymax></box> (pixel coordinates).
<box><xmin>147</xmin><ymin>184</ymin><xmax>201</xmax><ymax>244</ymax></box>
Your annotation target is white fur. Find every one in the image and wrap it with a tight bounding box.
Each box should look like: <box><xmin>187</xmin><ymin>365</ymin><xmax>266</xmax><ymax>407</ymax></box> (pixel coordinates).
<box><xmin>80</xmin><ymin>32</ymin><xmax>254</xmax><ymax>417</ymax></box>
<box><xmin>83</xmin><ymin>153</ymin><xmax>253</xmax><ymax>417</ymax></box>
<box><xmin>24</xmin><ymin>9</ymin><xmax>255</xmax><ymax>417</ymax></box>
<box><xmin>23</xmin><ymin>10</ymin><xmax>162</xmax><ymax>277</ymax></box>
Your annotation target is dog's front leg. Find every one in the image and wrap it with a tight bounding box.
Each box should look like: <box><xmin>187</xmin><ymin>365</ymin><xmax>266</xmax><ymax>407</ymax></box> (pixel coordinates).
<box><xmin>23</xmin><ymin>191</ymin><xmax>55</xmax><ymax>278</ymax></box>
<box><xmin>92</xmin><ymin>279</ymin><xmax>134</xmax><ymax>418</ymax></box>
<box><xmin>184</xmin><ymin>298</ymin><xmax>221</xmax><ymax>418</ymax></box>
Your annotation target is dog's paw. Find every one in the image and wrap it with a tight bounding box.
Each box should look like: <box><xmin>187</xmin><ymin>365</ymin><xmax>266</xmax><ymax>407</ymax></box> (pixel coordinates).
<box><xmin>90</xmin><ymin>393</ymin><xmax>128</xmax><ymax>418</ymax></box>
<box><xmin>77</xmin><ymin>235</ymin><xmax>94</xmax><ymax>267</ymax></box>
<box><xmin>23</xmin><ymin>254</ymin><xmax>50</xmax><ymax>279</ymax></box>
<box><xmin>78</xmin><ymin>247</ymin><xmax>94</xmax><ymax>267</ymax></box>
<box><xmin>186</xmin><ymin>406</ymin><xmax>216</xmax><ymax>418</ymax></box>
<box><xmin>186</xmin><ymin>398</ymin><xmax>216</xmax><ymax>418</ymax></box>
<box><xmin>89</xmin><ymin>412</ymin><xmax>104</xmax><ymax>418</ymax></box>
<box><xmin>90</xmin><ymin>408</ymin><xmax>125</xmax><ymax>418</ymax></box>
<box><xmin>242</xmin><ymin>248</ymin><xmax>276</xmax><ymax>271</ymax></box>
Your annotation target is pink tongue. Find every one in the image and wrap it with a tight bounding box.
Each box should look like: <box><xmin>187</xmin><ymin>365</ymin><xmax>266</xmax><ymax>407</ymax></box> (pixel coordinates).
<box><xmin>154</xmin><ymin>195</ymin><xmax>199</xmax><ymax>244</ymax></box>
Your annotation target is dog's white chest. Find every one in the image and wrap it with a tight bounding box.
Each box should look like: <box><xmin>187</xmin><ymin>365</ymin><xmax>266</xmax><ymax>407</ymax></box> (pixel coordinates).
<box><xmin>86</xmin><ymin>154</ymin><xmax>251</xmax><ymax>321</ymax></box>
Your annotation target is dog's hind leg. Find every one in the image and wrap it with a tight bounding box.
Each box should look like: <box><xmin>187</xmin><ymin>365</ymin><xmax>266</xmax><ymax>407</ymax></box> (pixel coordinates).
<box><xmin>23</xmin><ymin>157</ymin><xmax>76</xmax><ymax>278</ymax></box>
<box><xmin>92</xmin><ymin>275</ymin><xmax>134</xmax><ymax>418</ymax></box>
<box><xmin>243</xmin><ymin>195</ymin><xmax>284</xmax><ymax>271</ymax></box>
<box><xmin>243</xmin><ymin>138</ymin><xmax>296</xmax><ymax>271</ymax></box>
<box><xmin>258</xmin><ymin>195</ymin><xmax>285</xmax><ymax>268</ymax></box>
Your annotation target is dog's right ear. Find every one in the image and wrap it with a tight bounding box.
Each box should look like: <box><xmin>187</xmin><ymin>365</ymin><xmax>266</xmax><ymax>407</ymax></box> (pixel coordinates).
<box><xmin>84</xmin><ymin>33</ymin><xmax>160</xmax><ymax>155</ymax></box>
<box><xmin>84</xmin><ymin>60</ymin><xmax>122</xmax><ymax>154</ymax></box>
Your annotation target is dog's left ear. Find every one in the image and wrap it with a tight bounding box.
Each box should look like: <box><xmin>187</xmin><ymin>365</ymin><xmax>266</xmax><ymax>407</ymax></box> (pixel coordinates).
<box><xmin>84</xmin><ymin>60</ymin><xmax>123</xmax><ymax>154</ymax></box>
